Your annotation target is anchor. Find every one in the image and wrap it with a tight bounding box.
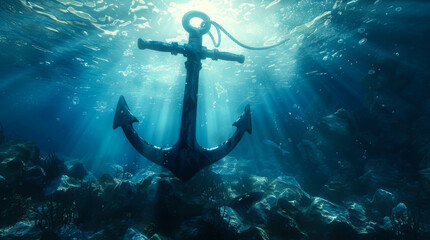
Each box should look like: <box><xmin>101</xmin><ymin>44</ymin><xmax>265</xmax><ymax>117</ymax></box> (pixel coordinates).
<box><xmin>114</xmin><ymin>11</ymin><xmax>251</xmax><ymax>181</ymax></box>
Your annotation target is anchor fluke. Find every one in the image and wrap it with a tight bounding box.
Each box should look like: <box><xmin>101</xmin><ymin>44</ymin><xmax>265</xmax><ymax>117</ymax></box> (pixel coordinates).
<box><xmin>113</xmin><ymin>95</ymin><xmax>139</xmax><ymax>130</ymax></box>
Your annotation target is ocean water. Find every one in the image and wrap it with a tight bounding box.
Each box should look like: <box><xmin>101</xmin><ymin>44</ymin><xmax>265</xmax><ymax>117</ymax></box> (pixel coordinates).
<box><xmin>1</xmin><ymin>0</ymin><xmax>430</xmax><ymax>239</ymax></box>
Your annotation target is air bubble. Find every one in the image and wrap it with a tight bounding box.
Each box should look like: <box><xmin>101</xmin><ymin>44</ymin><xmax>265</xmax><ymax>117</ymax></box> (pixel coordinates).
<box><xmin>359</xmin><ymin>38</ymin><xmax>367</xmax><ymax>45</ymax></box>
<box><xmin>72</xmin><ymin>96</ymin><xmax>79</xmax><ymax>105</ymax></box>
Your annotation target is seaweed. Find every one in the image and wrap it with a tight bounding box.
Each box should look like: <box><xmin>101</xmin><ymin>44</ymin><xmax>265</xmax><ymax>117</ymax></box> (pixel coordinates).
<box><xmin>33</xmin><ymin>197</ymin><xmax>78</xmax><ymax>239</ymax></box>
<box><xmin>390</xmin><ymin>207</ymin><xmax>422</xmax><ymax>240</ymax></box>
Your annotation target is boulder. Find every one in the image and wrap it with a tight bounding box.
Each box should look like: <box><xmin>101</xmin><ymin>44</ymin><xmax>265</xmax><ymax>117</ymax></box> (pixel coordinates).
<box><xmin>267</xmin><ymin>210</ymin><xmax>304</xmax><ymax>239</ymax></box>
<box><xmin>345</xmin><ymin>202</ymin><xmax>368</xmax><ymax>234</ymax></box>
<box><xmin>366</xmin><ymin>189</ymin><xmax>397</xmax><ymax>217</ymax></box>
<box><xmin>216</xmin><ymin>206</ymin><xmax>246</xmax><ymax>234</ymax></box>
<box><xmin>304</xmin><ymin>197</ymin><xmax>369</xmax><ymax>239</ymax></box>
<box><xmin>59</xmin><ymin>224</ymin><xmax>89</xmax><ymax>240</ymax></box>
<box><xmin>68</xmin><ymin>162</ymin><xmax>88</xmax><ymax>180</ymax></box>
<box><xmin>0</xmin><ymin>221</ymin><xmax>41</xmax><ymax>240</ymax></box>
<box><xmin>319</xmin><ymin>108</ymin><xmax>358</xmax><ymax>141</ymax></box>
<box><xmin>391</xmin><ymin>202</ymin><xmax>408</xmax><ymax>220</ymax></box>
<box><xmin>297</xmin><ymin>140</ymin><xmax>331</xmax><ymax>180</ymax></box>
<box><xmin>0</xmin><ymin>141</ymin><xmax>39</xmax><ymax>184</ymax></box>
<box><xmin>149</xmin><ymin>234</ymin><xmax>171</xmax><ymax>240</ymax></box>
<box><xmin>307</xmin><ymin>197</ymin><xmax>350</xmax><ymax>226</ymax></box>
<box><xmin>44</xmin><ymin>174</ymin><xmax>81</xmax><ymax>197</ymax></box>
<box><xmin>248</xmin><ymin>176</ymin><xmax>310</xmax><ymax>224</ymax></box>
<box><xmin>359</xmin><ymin>159</ymin><xmax>399</xmax><ymax>190</ymax></box>
<box><xmin>22</xmin><ymin>165</ymin><xmax>46</xmax><ymax>189</ymax></box>
<box><xmin>210</xmin><ymin>156</ymin><xmax>242</xmax><ymax>176</ymax></box>
<box><xmin>123</xmin><ymin>228</ymin><xmax>149</xmax><ymax>240</ymax></box>
<box><xmin>113</xmin><ymin>180</ymin><xmax>137</xmax><ymax>203</ymax></box>
<box><xmin>239</xmin><ymin>226</ymin><xmax>270</xmax><ymax>240</ymax></box>
<box><xmin>88</xmin><ymin>230</ymin><xmax>107</xmax><ymax>240</ymax></box>
<box><xmin>98</xmin><ymin>173</ymin><xmax>118</xmax><ymax>191</ymax></box>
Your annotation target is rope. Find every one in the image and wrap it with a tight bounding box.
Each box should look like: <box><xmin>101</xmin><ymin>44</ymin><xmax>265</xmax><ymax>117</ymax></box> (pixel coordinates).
<box><xmin>202</xmin><ymin>20</ymin><xmax>289</xmax><ymax>50</ymax></box>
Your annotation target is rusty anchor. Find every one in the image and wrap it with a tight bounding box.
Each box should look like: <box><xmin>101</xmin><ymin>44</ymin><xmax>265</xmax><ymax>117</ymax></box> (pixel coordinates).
<box><xmin>114</xmin><ymin>11</ymin><xmax>252</xmax><ymax>181</ymax></box>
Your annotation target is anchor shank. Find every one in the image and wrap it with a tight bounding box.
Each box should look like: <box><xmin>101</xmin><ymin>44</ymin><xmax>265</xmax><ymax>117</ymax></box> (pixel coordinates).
<box><xmin>179</xmin><ymin>38</ymin><xmax>203</xmax><ymax>148</ymax></box>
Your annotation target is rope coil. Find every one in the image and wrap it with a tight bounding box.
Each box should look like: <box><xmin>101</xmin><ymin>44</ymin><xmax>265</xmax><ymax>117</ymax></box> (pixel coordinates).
<box><xmin>202</xmin><ymin>20</ymin><xmax>289</xmax><ymax>50</ymax></box>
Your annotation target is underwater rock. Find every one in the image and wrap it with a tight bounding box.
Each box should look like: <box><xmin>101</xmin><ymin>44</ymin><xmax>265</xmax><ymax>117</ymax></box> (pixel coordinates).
<box><xmin>22</xmin><ymin>165</ymin><xmax>46</xmax><ymax>189</ymax></box>
<box><xmin>149</xmin><ymin>234</ymin><xmax>171</xmax><ymax>240</ymax></box>
<box><xmin>297</xmin><ymin>140</ymin><xmax>331</xmax><ymax>181</ymax></box>
<box><xmin>218</xmin><ymin>206</ymin><xmax>246</xmax><ymax>232</ymax></box>
<box><xmin>318</xmin><ymin>108</ymin><xmax>358</xmax><ymax>141</ymax></box>
<box><xmin>0</xmin><ymin>221</ymin><xmax>41</xmax><ymax>240</ymax></box>
<box><xmin>307</xmin><ymin>197</ymin><xmax>350</xmax><ymax>226</ymax></box>
<box><xmin>306</xmin><ymin>197</ymin><xmax>361</xmax><ymax>239</ymax></box>
<box><xmin>59</xmin><ymin>224</ymin><xmax>89</xmax><ymax>240</ymax></box>
<box><xmin>97</xmin><ymin>173</ymin><xmax>118</xmax><ymax>191</ymax></box>
<box><xmin>142</xmin><ymin>175</ymin><xmax>181</xmax><ymax>203</ymax></box>
<box><xmin>359</xmin><ymin>158</ymin><xmax>399</xmax><ymax>190</ymax></box>
<box><xmin>210</xmin><ymin>156</ymin><xmax>242</xmax><ymax>176</ymax></box>
<box><xmin>0</xmin><ymin>140</ymin><xmax>39</xmax><ymax>184</ymax></box>
<box><xmin>149</xmin><ymin>233</ymin><xmax>171</xmax><ymax>240</ymax></box>
<box><xmin>68</xmin><ymin>162</ymin><xmax>88</xmax><ymax>180</ymax></box>
<box><xmin>229</xmin><ymin>192</ymin><xmax>264</xmax><ymax>214</ymax></box>
<box><xmin>0</xmin><ymin>156</ymin><xmax>25</xmax><ymax>184</ymax></box>
<box><xmin>178</xmin><ymin>206</ymin><xmax>244</xmax><ymax>240</ymax></box>
<box><xmin>247</xmin><ymin>176</ymin><xmax>310</xmax><ymax>224</ymax></box>
<box><xmin>88</xmin><ymin>230</ymin><xmax>107</xmax><ymax>240</ymax></box>
<box><xmin>345</xmin><ymin>202</ymin><xmax>369</xmax><ymax>235</ymax></box>
<box><xmin>267</xmin><ymin>210</ymin><xmax>305</xmax><ymax>239</ymax></box>
<box><xmin>323</xmin><ymin>173</ymin><xmax>355</xmax><ymax>202</ymax></box>
<box><xmin>271</xmin><ymin>176</ymin><xmax>311</xmax><ymax>203</ymax></box>
<box><xmin>112</xmin><ymin>180</ymin><xmax>137</xmax><ymax>203</ymax></box>
<box><xmin>44</xmin><ymin>174</ymin><xmax>81</xmax><ymax>197</ymax></box>
<box><xmin>391</xmin><ymin>202</ymin><xmax>408</xmax><ymax>220</ymax></box>
<box><xmin>366</xmin><ymin>189</ymin><xmax>397</xmax><ymax>217</ymax></box>
<box><xmin>239</xmin><ymin>226</ymin><xmax>270</xmax><ymax>240</ymax></box>
<box><xmin>123</xmin><ymin>228</ymin><xmax>149</xmax><ymax>240</ymax></box>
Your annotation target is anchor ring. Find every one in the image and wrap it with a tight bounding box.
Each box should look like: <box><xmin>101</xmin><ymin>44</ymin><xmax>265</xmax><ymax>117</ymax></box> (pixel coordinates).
<box><xmin>182</xmin><ymin>11</ymin><xmax>211</xmax><ymax>36</ymax></box>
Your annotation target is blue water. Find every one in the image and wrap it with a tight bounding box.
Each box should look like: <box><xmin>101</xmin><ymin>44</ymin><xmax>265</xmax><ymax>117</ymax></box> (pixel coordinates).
<box><xmin>0</xmin><ymin>0</ymin><xmax>428</xmax><ymax>175</ymax></box>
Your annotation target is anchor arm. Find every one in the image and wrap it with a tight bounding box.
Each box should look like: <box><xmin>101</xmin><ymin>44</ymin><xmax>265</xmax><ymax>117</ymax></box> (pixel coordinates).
<box><xmin>198</xmin><ymin>104</ymin><xmax>252</xmax><ymax>165</ymax></box>
<box><xmin>113</xmin><ymin>96</ymin><xmax>172</xmax><ymax>166</ymax></box>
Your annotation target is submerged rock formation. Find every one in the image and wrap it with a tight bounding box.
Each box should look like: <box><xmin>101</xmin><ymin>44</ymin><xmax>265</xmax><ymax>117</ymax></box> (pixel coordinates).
<box><xmin>0</xmin><ymin>104</ymin><xmax>428</xmax><ymax>240</ymax></box>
